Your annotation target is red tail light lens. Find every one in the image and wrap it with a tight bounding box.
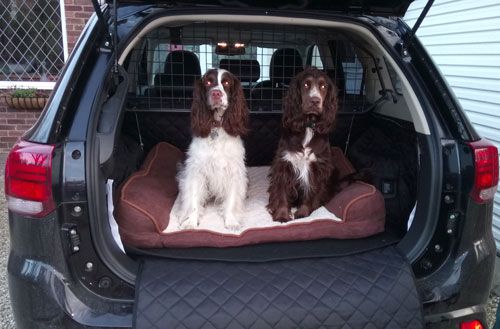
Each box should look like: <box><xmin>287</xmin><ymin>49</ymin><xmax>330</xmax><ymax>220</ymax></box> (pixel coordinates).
<box><xmin>4</xmin><ymin>141</ymin><xmax>55</xmax><ymax>217</ymax></box>
<box><xmin>460</xmin><ymin>319</ymin><xmax>484</xmax><ymax>329</ymax></box>
<box><xmin>469</xmin><ymin>139</ymin><xmax>499</xmax><ymax>204</ymax></box>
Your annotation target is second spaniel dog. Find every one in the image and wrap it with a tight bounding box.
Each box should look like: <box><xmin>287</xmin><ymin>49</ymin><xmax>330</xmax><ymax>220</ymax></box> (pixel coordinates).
<box><xmin>176</xmin><ymin>68</ymin><xmax>249</xmax><ymax>230</ymax></box>
<box><xmin>267</xmin><ymin>67</ymin><xmax>338</xmax><ymax>222</ymax></box>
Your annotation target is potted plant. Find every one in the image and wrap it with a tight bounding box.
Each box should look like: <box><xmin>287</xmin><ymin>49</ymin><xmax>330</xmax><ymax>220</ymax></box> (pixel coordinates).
<box><xmin>2</xmin><ymin>88</ymin><xmax>50</xmax><ymax>110</ymax></box>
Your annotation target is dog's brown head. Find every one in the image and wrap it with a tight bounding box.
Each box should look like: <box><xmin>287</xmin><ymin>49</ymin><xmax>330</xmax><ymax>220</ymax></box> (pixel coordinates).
<box><xmin>283</xmin><ymin>67</ymin><xmax>338</xmax><ymax>134</ymax></box>
<box><xmin>191</xmin><ymin>68</ymin><xmax>248</xmax><ymax>138</ymax></box>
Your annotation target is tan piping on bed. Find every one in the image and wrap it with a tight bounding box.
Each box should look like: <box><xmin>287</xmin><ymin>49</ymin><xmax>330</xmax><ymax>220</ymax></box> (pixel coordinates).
<box><xmin>342</xmin><ymin>182</ymin><xmax>377</xmax><ymax>220</ymax></box>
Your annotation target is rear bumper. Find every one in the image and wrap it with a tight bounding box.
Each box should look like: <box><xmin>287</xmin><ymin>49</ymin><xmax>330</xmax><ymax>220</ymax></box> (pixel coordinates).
<box><xmin>7</xmin><ymin>212</ymin><xmax>495</xmax><ymax>328</ymax></box>
<box><xmin>417</xmin><ymin>201</ymin><xmax>497</xmax><ymax>328</ymax></box>
<box><xmin>9</xmin><ymin>252</ymin><xmax>491</xmax><ymax>329</ymax></box>
<box><xmin>8</xmin><ymin>262</ymin><xmax>490</xmax><ymax>329</ymax></box>
<box><xmin>425</xmin><ymin>305</ymin><xmax>488</xmax><ymax>328</ymax></box>
<box><xmin>8</xmin><ymin>258</ymin><xmax>132</xmax><ymax>329</ymax></box>
<box><xmin>7</xmin><ymin>213</ymin><xmax>132</xmax><ymax>329</ymax></box>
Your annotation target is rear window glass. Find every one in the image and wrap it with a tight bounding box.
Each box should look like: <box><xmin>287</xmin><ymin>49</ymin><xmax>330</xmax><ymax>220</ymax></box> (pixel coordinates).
<box><xmin>310</xmin><ymin>45</ymin><xmax>324</xmax><ymax>70</ymax></box>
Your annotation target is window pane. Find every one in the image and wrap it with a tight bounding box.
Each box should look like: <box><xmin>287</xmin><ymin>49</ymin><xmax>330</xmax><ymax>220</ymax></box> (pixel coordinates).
<box><xmin>311</xmin><ymin>45</ymin><xmax>323</xmax><ymax>70</ymax></box>
<box><xmin>342</xmin><ymin>56</ymin><xmax>364</xmax><ymax>95</ymax></box>
<box><xmin>0</xmin><ymin>0</ymin><xmax>64</xmax><ymax>82</ymax></box>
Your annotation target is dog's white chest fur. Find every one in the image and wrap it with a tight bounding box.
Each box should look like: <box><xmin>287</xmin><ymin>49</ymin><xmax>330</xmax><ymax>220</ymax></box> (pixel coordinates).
<box><xmin>187</xmin><ymin>128</ymin><xmax>246</xmax><ymax>184</ymax></box>
<box><xmin>176</xmin><ymin>127</ymin><xmax>248</xmax><ymax>230</ymax></box>
<box><xmin>282</xmin><ymin>127</ymin><xmax>317</xmax><ymax>190</ymax></box>
<box><xmin>194</xmin><ymin>129</ymin><xmax>245</xmax><ymax>169</ymax></box>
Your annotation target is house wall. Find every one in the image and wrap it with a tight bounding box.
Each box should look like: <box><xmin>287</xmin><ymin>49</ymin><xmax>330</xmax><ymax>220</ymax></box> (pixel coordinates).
<box><xmin>0</xmin><ymin>1</ymin><xmax>93</xmax><ymax>154</ymax></box>
<box><xmin>64</xmin><ymin>0</ymin><xmax>94</xmax><ymax>53</ymax></box>
<box><xmin>0</xmin><ymin>98</ymin><xmax>39</xmax><ymax>153</ymax></box>
<box><xmin>405</xmin><ymin>0</ymin><xmax>500</xmax><ymax>250</ymax></box>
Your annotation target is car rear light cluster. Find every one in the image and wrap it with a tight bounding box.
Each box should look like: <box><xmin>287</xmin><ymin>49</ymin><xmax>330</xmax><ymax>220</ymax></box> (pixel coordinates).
<box><xmin>460</xmin><ymin>319</ymin><xmax>484</xmax><ymax>329</ymax></box>
<box><xmin>469</xmin><ymin>139</ymin><xmax>499</xmax><ymax>204</ymax></box>
<box><xmin>4</xmin><ymin>140</ymin><xmax>55</xmax><ymax>217</ymax></box>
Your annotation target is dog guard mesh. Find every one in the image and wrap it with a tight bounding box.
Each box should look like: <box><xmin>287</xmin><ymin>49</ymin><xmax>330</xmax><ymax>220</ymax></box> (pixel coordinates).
<box><xmin>124</xmin><ymin>22</ymin><xmax>384</xmax><ymax>114</ymax></box>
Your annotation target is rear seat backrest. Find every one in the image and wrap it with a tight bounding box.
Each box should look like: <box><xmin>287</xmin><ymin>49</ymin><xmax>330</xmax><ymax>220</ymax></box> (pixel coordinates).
<box><xmin>219</xmin><ymin>59</ymin><xmax>260</xmax><ymax>84</ymax></box>
<box><xmin>270</xmin><ymin>48</ymin><xmax>303</xmax><ymax>87</ymax></box>
<box><xmin>149</xmin><ymin>50</ymin><xmax>201</xmax><ymax>99</ymax></box>
<box><xmin>251</xmin><ymin>48</ymin><xmax>303</xmax><ymax>110</ymax></box>
<box><xmin>219</xmin><ymin>59</ymin><xmax>260</xmax><ymax>100</ymax></box>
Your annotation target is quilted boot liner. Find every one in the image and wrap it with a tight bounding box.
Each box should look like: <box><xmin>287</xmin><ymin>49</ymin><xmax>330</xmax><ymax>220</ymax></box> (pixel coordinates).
<box><xmin>134</xmin><ymin>246</ymin><xmax>423</xmax><ymax>329</ymax></box>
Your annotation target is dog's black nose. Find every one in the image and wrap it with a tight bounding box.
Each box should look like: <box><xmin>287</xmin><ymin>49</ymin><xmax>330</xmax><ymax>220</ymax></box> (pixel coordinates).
<box><xmin>310</xmin><ymin>96</ymin><xmax>321</xmax><ymax>107</ymax></box>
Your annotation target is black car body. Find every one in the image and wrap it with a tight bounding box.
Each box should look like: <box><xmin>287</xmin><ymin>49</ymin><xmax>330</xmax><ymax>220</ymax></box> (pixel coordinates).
<box><xmin>5</xmin><ymin>1</ymin><xmax>499</xmax><ymax>328</ymax></box>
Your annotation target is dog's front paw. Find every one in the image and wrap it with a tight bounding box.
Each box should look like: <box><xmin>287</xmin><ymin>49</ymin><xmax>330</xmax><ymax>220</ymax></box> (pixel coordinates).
<box><xmin>294</xmin><ymin>205</ymin><xmax>311</xmax><ymax>219</ymax></box>
<box><xmin>224</xmin><ymin>214</ymin><xmax>241</xmax><ymax>231</ymax></box>
<box><xmin>272</xmin><ymin>207</ymin><xmax>292</xmax><ymax>223</ymax></box>
<box><xmin>180</xmin><ymin>212</ymin><xmax>199</xmax><ymax>230</ymax></box>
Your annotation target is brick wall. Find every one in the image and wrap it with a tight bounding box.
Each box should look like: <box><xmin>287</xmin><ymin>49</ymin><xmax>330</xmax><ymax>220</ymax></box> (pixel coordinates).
<box><xmin>0</xmin><ymin>97</ymin><xmax>41</xmax><ymax>153</ymax></box>
<box><xmin>0</xmin><ymin>3</ymin><xmax>93</xmax><ymax>154</ymax></box>
<box><xmin>64</xmin><ymin>0</ymin><xmax>94</xmax><ymax>53</ymax></box>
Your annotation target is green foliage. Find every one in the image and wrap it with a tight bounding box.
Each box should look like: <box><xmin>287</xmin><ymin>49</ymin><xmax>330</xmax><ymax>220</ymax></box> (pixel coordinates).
<box><xmin>10</xmin><ymin>88</ymin><xmax>36</xmax><ymax>98</ymax></box>
<box><xmin>8</xmin><ymin>88</ymin><xmax>48</xmax><ymax>98</ymax></box>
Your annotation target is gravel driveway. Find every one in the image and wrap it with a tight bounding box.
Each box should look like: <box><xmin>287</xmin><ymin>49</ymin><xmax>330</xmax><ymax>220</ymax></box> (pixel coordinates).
<box><xmin>0</xmin><ymin>153</ymin><xmax>498</xmax><ymax>328</ymax></box>
<box><xmin>0</xmin><ymin>153</ymin><xmax>15</xmax><ymax>328</ymax></box>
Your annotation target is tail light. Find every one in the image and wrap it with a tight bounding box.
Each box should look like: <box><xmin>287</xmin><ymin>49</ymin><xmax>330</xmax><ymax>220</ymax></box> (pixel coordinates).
<box><xmin>468</xmin><ymin>139</ymin><xmax>499</xmax><ymax>204</ymax></box>
<box><xmin>4</xmin><ymin>140</ymin><xmax>55</xmax><ymax>217</ymax></box>
<box><xmin>460</xmin><ymin>319</ymin><xmax>484</xmax><ymax>329</ymax></box>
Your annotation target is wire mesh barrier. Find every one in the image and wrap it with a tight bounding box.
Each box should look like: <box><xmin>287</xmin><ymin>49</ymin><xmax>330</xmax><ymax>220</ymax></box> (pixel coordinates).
<box><xmin>124</xmin><ymin>22</ymin><xmax>379</xmax><ymax>114</ymax></box>
<box><xmin>0</xmin><ymin>0</ymin><xmax>64</xmax><ymax>82</ymax></box>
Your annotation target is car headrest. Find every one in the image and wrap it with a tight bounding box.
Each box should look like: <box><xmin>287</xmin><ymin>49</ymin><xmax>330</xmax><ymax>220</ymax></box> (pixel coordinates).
<box><xmin>219</xmin><ymin>59</ymin><xmax>260</xmax><ymax>83</ymax></box>
<box><xmin>270</xmin><ymin>48</ymin><xmax>303</xmax><ymax>86</ymax></box>
<box><xmin>154</xmin><ymin>50</ymin><xmax>201</xmax><ymax>87</ymax></box>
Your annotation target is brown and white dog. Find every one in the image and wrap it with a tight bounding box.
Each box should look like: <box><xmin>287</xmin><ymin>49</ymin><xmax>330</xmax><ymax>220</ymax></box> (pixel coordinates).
<box><xmin>267</xmin><ymin>67</ymin><xmax>338</xmax><ymax>222</ymax></box>
<box><xmin>176</xmin><ymin>69</ymin><xmax>249</xmax><ymax>230</ymax></box>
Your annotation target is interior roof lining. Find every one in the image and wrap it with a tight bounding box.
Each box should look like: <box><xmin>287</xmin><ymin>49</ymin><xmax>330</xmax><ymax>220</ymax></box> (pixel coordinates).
<box><xmin>146</xmin><ymin>24</ymin><xmax>347</xmax><ymax>48</ymax></box>
<box><xmin>118</xmin><ymin>14</ymin><xmax>431</xmax><ymax>135</ymax></box>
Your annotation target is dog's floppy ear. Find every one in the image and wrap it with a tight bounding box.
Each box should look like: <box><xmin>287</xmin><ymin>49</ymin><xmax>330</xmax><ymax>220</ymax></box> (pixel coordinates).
<box><xmin>315</xmin><ymin>76</ymin><xmax>338</xmax><ymax>135</ymax></box>
<box><xmin>191</xmin><ymin>79</ymin><xmax>212</xmax><ymax>138</ymax></box>
<box><xmin>223</xmin><ymin>75</ymin><xmax>249</xmax><ymax>136</ymax></box>
<box><xmin>282</xmin><ymin>71</ymin><xmax>305</xmax><ymax>132</ymax></box>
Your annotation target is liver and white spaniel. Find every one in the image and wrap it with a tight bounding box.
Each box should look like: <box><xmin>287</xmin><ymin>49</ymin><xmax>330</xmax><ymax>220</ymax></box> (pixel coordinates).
<box><xmin>267</xmin><ymin>67</ymin><xmax>338</xmax><ymax>222</ymax></box>
<box><xmin>176</xmin><ymin>69</ymin><xmax>249</xmax><ymax>230</ymax></box>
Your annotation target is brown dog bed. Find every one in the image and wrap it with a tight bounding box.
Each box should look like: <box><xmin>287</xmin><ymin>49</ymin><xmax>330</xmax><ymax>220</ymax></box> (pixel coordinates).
<box><xmin>114</xmin><ymin>142</ymin><xmax>385</xmax><ymax>248</ymax></box>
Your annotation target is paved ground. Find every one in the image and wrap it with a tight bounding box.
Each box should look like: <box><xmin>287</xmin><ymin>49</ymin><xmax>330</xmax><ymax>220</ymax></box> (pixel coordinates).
<box><xmin>488</xmin><ymin>294</ymin><xmax>500</xmax><ymax>328</ymax></box>
<box><xmin>0</xmin><ymin>153</ymin><xmax>15</xmax><ymax>328</ymax></box>
<box><xmin>0</xmin><ymin>153</ymin><xmax>498</xmax><ymax>328</ymax></box>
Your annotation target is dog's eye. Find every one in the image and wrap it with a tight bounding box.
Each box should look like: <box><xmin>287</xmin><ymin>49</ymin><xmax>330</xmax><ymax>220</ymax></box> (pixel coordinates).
<box><xmin>223</xmin><ymin>80</ymin><xmax>230</xmax><ymax>86</ymax></box>
<box><xmin>320</xmin><ymin>84</ymin><xmax>327</xmax><ymax>89</ymax></box>
<box><xmin>304</xmin><ymin>82</ymin><xmax>309</xmax><ymax>88</ymax></box>
<box><xmin>205</xmin><ymin>80</ymin><xmax>212</xmax><ymax>86</ymax></box>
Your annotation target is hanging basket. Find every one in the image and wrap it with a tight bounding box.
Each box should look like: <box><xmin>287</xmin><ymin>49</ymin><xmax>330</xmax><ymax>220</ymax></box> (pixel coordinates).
<box><xmin>3</xmin><ymin>96</ymin><xmax>48</xmax><ymax>110</ymax></box>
